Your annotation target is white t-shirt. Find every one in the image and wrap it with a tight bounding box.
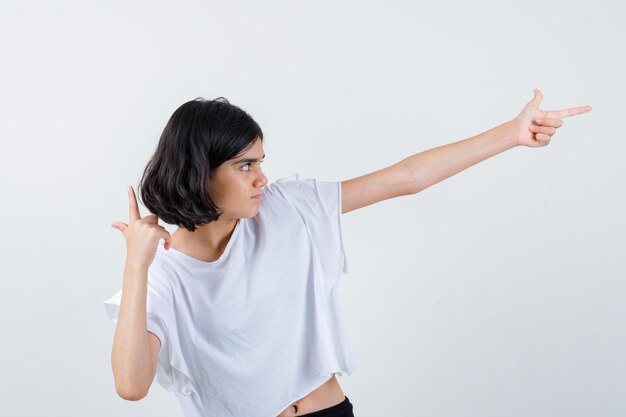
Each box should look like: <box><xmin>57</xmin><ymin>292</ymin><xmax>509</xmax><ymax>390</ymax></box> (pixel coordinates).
<box><xmin>103</xmin><ymin>173</ymin><xmax>358</xmax><ymax>417</ymax></box>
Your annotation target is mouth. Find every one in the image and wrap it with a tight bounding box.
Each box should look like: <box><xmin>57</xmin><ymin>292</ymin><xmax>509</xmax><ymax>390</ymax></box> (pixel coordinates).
<box><xmin>252</xmin><ymin>194</ymin><xmax>264</xmax><ymax>200</ymax></box>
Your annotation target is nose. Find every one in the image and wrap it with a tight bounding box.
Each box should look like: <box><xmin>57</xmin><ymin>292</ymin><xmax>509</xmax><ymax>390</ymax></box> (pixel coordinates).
<box><xmin>254</xmin><ymin>171</ymin><xmax>269</xmax><ymax>190</ymax></box>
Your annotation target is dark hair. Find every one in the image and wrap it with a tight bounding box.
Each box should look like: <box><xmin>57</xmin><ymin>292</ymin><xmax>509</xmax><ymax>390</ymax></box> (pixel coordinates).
<box><xmin>139</xmin><ymin>97</ymin><xmax>264</xmax><ymax>232</ymax></box>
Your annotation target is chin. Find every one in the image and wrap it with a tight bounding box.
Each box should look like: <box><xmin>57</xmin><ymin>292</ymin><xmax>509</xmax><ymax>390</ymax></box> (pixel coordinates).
<box><xmin>238</xmin><ymin>209</ymin><xmax>260</xmax><ymax>219</ymax></box>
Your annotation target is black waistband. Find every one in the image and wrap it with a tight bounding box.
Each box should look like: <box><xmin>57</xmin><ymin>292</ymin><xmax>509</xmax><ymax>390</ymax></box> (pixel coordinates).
<box><xmin>297</xmin><ymin>396</ymin><xmax>353</xmax><ymax>417</ymax></box>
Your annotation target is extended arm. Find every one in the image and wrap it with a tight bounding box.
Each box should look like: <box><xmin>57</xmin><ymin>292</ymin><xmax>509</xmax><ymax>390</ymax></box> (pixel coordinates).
<box><xmin>400</xmin><ymin>120</ymin><xmax>517</xmax><ymax>194</ymax></box>
<box><xmin>341</xmin><ymin>89</ymin><xmax>591</xmax><ymax>214</ymax></box>
<box><xmin>341</xmin><ymin>120</ymin><xmax>516</xmax><ymax>214</ymax></box>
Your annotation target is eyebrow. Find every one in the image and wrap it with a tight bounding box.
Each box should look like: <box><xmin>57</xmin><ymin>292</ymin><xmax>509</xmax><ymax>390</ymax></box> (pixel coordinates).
<box><xmin>231</xmin><ymin>154</ymin><xmax>265</xmax><ymax>165</ymax></box>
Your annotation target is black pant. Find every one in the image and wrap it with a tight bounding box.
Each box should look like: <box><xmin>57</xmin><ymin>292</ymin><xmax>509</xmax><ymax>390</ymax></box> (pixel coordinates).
<box><xmin>297</xmin><ymin>396</ymin><xmax>354</xmax><ymax>417</ymax></box>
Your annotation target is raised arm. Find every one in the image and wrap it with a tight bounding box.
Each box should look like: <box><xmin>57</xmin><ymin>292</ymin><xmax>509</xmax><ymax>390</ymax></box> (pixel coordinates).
<box><xmin>341</xmin><ymin>89</ymin><xmax>592</xmax><ymax>214</ymax></box>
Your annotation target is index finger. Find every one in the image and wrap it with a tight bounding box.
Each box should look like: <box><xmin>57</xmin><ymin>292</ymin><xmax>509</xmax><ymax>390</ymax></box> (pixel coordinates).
<box><xmin>545</xmin><ymin>105</ymin><xmax>592</xmax><ymax>119</ymax></box>
<box><xmin>128</xmin><ymin>186</ymin><xmax>141</xmax><ymax>222</ymax></box>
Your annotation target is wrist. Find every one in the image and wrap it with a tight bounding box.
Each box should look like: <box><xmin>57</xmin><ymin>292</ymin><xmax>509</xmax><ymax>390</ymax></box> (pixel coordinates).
<box><xmin>504</xmin><ymin>119</ymin><xmax>520</xmax><ymax>148</ymax></box>
<box><xmin>124</xmin><ymin>261</ymin><xmax>149</xmax><ymax>275</ymax></box>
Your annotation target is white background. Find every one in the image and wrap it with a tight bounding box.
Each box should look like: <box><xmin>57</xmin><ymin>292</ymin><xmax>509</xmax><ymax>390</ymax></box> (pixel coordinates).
<box><xmin>0</xmin><ymin>0</ymin><xmax>623</xmax><ymax>416</ymax></box>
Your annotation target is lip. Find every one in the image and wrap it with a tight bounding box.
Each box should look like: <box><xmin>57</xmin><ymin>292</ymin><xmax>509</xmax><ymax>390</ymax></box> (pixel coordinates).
<box><xmin>252</xmin><ymin>194</ymin><xmax>264</xmax><ymax>200</ymax></box>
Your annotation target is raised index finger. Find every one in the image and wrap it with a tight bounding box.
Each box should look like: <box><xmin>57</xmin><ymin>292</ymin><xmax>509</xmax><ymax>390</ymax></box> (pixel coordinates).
<box><xmin>545</xmin><ymin>105</ymin><xmax>592</xmax><ymax>119</ymax></box>
<box><xmin>128</xmin><ymin>186</ymin><xmax>141</xmax><ymax>222</ymax></box>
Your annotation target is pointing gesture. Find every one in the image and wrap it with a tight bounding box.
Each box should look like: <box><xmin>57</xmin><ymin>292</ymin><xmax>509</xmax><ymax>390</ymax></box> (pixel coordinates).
<box><xmin>111</xmin><ymin>186</ymin><xmax>171</xmax><ymax>271</ymax></box>
<box><xmin>513</xmin><ymin>89</ymin><xmax>592</xmax><ymax>147</ymax></box>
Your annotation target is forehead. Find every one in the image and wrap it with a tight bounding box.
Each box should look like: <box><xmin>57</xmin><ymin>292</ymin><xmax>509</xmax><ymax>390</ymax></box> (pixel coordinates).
<box><xmin>231</xmin><ymin>138</ymin><xmax>265</xmax><ymax>163</ymax></box>
<box><xmin>243</xmin><ymin>138</ymin><xmax>264</xmax><ymax>155</ymax></box>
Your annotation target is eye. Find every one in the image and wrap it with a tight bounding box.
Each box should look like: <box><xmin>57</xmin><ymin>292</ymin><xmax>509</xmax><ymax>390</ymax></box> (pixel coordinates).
<box><xmin>241</xmin><ymin>160</ymin><xmax>265</xmax><ymax>172</ymax></box>
<box><xmin>241</xmin><ymin>163</ymin><xmax>251</xmax><ymax>172</ymax></box>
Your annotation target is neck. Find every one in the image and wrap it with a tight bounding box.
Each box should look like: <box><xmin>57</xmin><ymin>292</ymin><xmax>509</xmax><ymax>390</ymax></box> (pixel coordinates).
<box><xmin>171</xmin><ymin>217</ymin><xmax>240</xmax><ymax>255</ymax></box>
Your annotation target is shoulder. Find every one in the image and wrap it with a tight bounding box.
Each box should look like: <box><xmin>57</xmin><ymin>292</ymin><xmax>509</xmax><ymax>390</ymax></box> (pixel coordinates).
<box><xmin>260</xmin><ymin>174</ymin><xmax>341</xmax><ymax>235</ymax></box>
<box><xmin>147</xmin><ymin>251</ymin><xmax>177</xmax><ymax>295</ymax></box>
<box><xmin>264</xmin><ymin>173</ymin><xmax>338</xmax><ymax>205</ymax></box>
<box><xmin>263</xmin><ymin>173</ymin><xmax>302</xmax><ymax>196</ymax></box>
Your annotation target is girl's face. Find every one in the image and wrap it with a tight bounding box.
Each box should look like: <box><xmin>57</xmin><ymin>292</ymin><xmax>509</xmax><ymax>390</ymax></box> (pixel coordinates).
<box><xmin>208</xmin><ymin>138</ymin><xmax>268</xmax><ymax>220</ymax></box>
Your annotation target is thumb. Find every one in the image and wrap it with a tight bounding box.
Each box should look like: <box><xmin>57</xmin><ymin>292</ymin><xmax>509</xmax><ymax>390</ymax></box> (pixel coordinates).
<box><xmin>111</xmin><ymin>221</ymin><xmax>128</xmax><ymax>236</ymax></box>
<box><xmin>531</xmin><ymin>88</ymin><xmax>543</xmax><ymax>106</ymax></box>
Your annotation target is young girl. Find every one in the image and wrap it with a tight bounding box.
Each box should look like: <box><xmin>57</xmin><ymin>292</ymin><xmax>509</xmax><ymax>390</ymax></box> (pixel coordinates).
<box><xmin>105</xmin><ymin>91</ymin><xmax>591</xmax><ymax>417</ymax></box>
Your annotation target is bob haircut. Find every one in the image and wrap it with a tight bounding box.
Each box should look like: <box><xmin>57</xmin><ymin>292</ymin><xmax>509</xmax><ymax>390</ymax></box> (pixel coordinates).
<box><xmin>139</xmin><ymin>97</ymin><xmax>264</xmax><ymax>232</ymax></box>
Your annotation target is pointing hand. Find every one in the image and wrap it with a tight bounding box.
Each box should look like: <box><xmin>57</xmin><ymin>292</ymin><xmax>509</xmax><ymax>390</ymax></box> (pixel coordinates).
<box><xmin>512</xmin><ymin>89</ymin><xmax>592</xmax><ymax>148</ymax></box>
<box><xmin>111</xmin><ymin>186</ymin><xmax>172</xmax><ymax>270</ymax></box>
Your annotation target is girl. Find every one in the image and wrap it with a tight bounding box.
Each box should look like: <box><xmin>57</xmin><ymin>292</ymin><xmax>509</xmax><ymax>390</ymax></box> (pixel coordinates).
<box><xmin>105</xmin><ymin>91</ymin><xmax>591</xmax><ymax>417</ymax></box>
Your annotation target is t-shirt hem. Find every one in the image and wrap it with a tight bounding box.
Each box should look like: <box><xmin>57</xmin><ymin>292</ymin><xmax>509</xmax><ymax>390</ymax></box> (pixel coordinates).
<box><xmin>265</xmin><ymin>367</ymin><xmax>356</xmax><ymax>417</ymax></box>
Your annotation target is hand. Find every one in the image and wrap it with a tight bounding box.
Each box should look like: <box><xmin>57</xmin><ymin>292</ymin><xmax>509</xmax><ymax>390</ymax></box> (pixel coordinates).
<box><xmin>111</xmin><ymin>186</ymin><xmax>172</xmax><ymax>270</ymax></box>
<box><xmin>512</xmin><ymin>89</ymin><xmax>592</xmax><ymax>148</ymax></box>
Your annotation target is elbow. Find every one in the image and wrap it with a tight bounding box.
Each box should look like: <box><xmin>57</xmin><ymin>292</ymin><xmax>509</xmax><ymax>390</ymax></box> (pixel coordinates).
<box><xmin>396</xmin><ymin>160</ymin><xmax>423</xmax><ymax>195</ymax></box>
<box><xmin>114</xmin><ymin>378</ymin><xmax>150</xmax><ymax>401</ymax></box>
<box><xmin>116</xmin><ymin>385</ymin><xmax>149</xmax><ymax>401</ymax></box>
<box><xmin>111</xmin><ymin>357</ymin><xmax>153</xmax><ymax>401</ymax></box>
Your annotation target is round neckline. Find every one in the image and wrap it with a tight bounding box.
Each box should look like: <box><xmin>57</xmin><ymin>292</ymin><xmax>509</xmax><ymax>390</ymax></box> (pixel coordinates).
<box><xmin>161</xmin><ymin>218</ymin><xmax>244</xmax><ymax>267</ymax></box>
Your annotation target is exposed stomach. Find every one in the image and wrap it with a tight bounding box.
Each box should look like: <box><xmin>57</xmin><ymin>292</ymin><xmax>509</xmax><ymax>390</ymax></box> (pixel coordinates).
<box><xmin>275</xmin><ymin>374</ymin><xmax>346</xmax><ymax>416</ymax></box>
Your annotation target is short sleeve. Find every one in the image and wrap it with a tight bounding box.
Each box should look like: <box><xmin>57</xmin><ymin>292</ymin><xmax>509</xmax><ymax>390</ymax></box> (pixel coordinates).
<box><xmin>103</xmin><ymin>263</ymin><xmax>180</xmax><ymax>393</ymax></box>
<box><xmin>272</xmin><ymin>173</ymin><xmax>349</xmax><ymax>280</ymax></box>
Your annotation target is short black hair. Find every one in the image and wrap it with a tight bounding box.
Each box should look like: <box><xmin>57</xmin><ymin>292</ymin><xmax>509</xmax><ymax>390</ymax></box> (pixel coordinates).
<box><xmin>139</xmin><ymin>97</ymin><xmax>264</xmax><ymax>232</ymax></box>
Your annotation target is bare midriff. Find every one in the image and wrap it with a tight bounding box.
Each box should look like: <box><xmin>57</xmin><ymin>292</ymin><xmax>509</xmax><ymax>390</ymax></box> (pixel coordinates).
<box><xmin>275</xmin><ymin>374</ymin><xmax>346</xmax><ymax>417</ymax></box>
